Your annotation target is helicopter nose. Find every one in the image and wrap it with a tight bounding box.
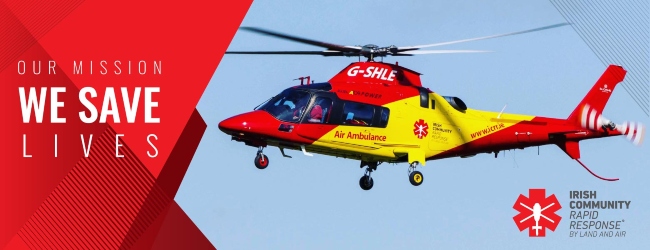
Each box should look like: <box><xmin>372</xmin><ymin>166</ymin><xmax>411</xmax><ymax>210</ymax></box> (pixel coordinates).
<box><xmin>218</xmin><ymin>114</ymin><xmax>249</xmax><ymax>134</ymax></box>
<box><xmin>218</xmin><ymin>110</ymin><xmax>278</xmax><ymax>136</ymax></box>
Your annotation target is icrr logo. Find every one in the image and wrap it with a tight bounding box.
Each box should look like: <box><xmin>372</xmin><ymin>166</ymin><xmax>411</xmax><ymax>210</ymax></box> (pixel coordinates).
<box><xmin>599</xmin><ymin>84</ymin><xmax>612</xmax><ymax>93</ymax></box>
<box><xmin>513</xmin><ymin>189</ymin><xmax>562</xmax><ymax>237</ymax></box>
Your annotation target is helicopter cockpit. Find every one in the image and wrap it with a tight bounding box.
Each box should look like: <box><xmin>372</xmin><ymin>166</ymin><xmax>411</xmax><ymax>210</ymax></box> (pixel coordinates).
<box><xmin>256</xmin><ymin>85</ymin><xmax>389</xmax><ymax>127</ymax></box>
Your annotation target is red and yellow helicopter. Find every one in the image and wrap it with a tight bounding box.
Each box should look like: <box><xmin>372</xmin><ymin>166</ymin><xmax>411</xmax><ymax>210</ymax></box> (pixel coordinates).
<box><xmin>219</xmin><ymin>24</ymin><xmax>644</xmax><ymax>190</ymax></box>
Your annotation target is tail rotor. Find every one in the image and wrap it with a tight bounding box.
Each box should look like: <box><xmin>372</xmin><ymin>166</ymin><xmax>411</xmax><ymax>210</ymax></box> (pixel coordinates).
<box><xmin>580</xmin><ymin>104</ymin><xmax>644</xmax><ymax>146</ymax></box>
<box><xmin>616</xmin><ymin>121</ymin><xmax>645</xmax><ymax>146</ymax></box>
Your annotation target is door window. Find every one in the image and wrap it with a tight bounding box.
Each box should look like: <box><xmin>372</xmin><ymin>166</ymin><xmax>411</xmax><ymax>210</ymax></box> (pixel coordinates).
<box><xmin>305</xmin><ymin>97</ymin><xmax>333</xmax><ymax>123</ymax></box>
<box><xmin>342</xmin><ymin>102</ymin><xmax>375</xmax><ymax>126</ymax></box>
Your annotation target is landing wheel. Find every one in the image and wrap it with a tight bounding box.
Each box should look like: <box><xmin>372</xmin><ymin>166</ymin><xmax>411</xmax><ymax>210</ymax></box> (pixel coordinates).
<box><xmin>254</xmin><ymin>153</ymin><xmax>269</xmax><ymax>169</ymax></box>
<box><xmin>359</xmin><ymin>175</ymin><xmax>374</xmax><ymax>190</ymax></box>
<box><xmin>409</xmin><ymin>171</ymin><xmax>423</xmax><ymax>186</ymax></box>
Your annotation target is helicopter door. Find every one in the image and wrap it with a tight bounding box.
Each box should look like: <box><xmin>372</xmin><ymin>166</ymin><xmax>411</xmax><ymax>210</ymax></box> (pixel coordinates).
<box><xmin>295</xmin><ymin>96</ymin><xmax>335</xmax><ymax>140</ymax></box>
<box><xmin>304</xmin><ymin>97</ymin><xmax>334</xmax><ymax>124</ymax></box>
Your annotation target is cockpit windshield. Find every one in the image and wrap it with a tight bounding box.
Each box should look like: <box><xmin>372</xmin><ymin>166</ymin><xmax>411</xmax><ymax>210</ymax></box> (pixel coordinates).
<box><xmin>256</xmin><ymin>88</ymin><xmax>312</xmax><ymax>122</ymax></box>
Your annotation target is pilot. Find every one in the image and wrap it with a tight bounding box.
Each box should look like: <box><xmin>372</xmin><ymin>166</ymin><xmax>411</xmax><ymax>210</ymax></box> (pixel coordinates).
<box><xmin>292</xmin><ymin>101</ymin><xmax>309</xmax><ymax>120</ymax></box>
<box><xmin>292</xmin><ymin>106</ymin><xmax>304</xmax><ymax>120</ymax></box>
<box><xmin>308</xmin><ymin>105</ymin><xmax>323</xmax><ymax>123</ymax></box>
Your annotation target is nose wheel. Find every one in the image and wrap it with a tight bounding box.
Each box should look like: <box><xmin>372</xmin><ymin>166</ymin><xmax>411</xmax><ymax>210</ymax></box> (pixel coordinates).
<box><xmin>408</xmin><ymin>163</ymin><xmax>423</xmax><ymax>186</ymax></box>
<box><xmin>254</xmin><ymin>147</ymin><xmax>269</xmax><ymax>169</ymax></box>
<box><xmin>359</xmin><ymin>174</ymin><xmax>374</xmax><ymax>190</ymax></box>
<box><xmin>358</xmin><ymin>161</ymin><xmax>378</xmax><ymax>190</ymax></box>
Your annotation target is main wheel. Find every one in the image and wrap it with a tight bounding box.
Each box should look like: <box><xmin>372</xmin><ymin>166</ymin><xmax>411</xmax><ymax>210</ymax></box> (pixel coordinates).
<box><xmin>359</xmin><ymin>175</ymin><xmax>374</xmax><ymax>190</ymax></box>
<box><xmin>254</xmin><ymin>154</ymin><xmax>269</xmax><ymax>169</ymax></box>
<box><xmin>409</xmin><ymin>171</ymin><xmax>423</xmax><ymax>186</ymax></box>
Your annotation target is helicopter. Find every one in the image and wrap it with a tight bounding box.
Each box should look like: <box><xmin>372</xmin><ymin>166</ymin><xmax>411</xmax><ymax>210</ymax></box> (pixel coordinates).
<box><xmin>218</xmin><ymin>24</ymin><xmax>644</xmax><ymax>190</ymax></box>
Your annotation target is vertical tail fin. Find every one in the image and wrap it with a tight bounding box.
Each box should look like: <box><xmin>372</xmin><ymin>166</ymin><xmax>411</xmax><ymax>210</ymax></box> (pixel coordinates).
<box><xmin>566</xmin><ymin>65</ymin><xmax>644</xmax><ymax>146</ymax></box>
<box><xmin>567</xmin><ymin>65</ymin><xmax>626</xmax><ymax>124</ymax></box>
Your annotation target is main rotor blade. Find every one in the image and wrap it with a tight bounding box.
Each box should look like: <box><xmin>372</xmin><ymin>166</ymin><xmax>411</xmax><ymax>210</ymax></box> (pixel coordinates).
<box><xmin>398</xmin><ymin>23</ymin><xmax>570</xmax><ymax>51</ymax></box>
<box><xmin>225</xmin><ymin>50</ymin><xmax>346</xmax><ymax>56</ymax></box>
<box><xmin>226</xmin><ymin>50</ymin><xmax>343</xmax><ymax>55</ymax></box>
<box><xmin>239</xmin><ymin>27</ymin><xmax>361</xmax><ymax>52</ymax></box>
<box><xmin>397</xmin><ymin>49</ymin><xmax>491</xmax><ymax>55</ymax></box>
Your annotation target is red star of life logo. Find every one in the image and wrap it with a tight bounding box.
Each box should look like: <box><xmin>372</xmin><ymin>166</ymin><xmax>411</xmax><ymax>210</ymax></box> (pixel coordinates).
<box><xmin>413</xmin><ymin>119</ymin><xmax>428</xmax><ymax>139</ymax></box>
<box><xmin>513</xmin><ymin>189</ymin><xmax>562</xmax><ymax>237</ymax></box>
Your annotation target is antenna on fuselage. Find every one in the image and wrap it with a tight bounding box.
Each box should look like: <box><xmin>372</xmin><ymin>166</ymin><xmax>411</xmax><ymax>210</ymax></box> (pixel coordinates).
<box><xmin>294</xmin><ymin>76</ymin><xmax>311</xmax><ymax>85</ymax></box>
<box><xmin>497</xmin><ymin>104</ymin><xmax>507</xmax><ymax>119</ymax></box>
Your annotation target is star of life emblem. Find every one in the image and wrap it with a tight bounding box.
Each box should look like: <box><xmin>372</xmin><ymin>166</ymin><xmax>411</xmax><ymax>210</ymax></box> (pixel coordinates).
<box><xmin>513</xmin><ymin>189</ymin><xmax>562</xmax><ymax>237</ymax></box>
<box><xmin>413</xmin><ymin>119</ymin><xmax>428</xmax><ymax>139</ymax></box>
